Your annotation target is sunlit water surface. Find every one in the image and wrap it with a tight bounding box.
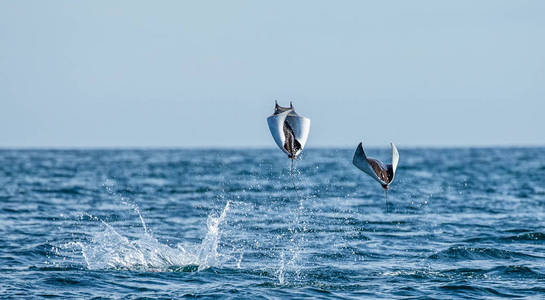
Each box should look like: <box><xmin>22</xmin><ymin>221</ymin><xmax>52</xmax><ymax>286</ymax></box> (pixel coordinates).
<box><xmin>1</xmin><ymin>148</ymin><xmax>545</xmax><ymax>298</ymax></box>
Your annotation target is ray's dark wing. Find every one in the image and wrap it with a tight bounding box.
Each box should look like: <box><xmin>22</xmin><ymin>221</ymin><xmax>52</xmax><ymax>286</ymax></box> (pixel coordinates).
<box><xmin>386</xmin><ymin>164</ymin><xmax>394</xmax><ymax>184</ymax></box>
<box><xmin>284</xmin><ymin>115</ymin><xmax>310</xmax><ymax>157</ymax></box>
<box><xmin>352</xmin><ymin>142</ymin><xmax>387</xmax><ymax>186</ymax></box>
<box><xmin>283</xmin><ymin>121</ymin><xmax>301</xmax><ymax>159</ymax></box>
<box><xmin>367</xmin><ymin>158</ymin><xmax>390</xmax><ymax>184</ymax></box>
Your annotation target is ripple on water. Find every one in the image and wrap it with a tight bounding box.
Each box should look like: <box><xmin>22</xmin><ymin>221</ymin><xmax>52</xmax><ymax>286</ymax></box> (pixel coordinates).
<box><xmin>1</xmin><ymin>148</ymin><xmax>545</xmax><ymax>298</ymax></box>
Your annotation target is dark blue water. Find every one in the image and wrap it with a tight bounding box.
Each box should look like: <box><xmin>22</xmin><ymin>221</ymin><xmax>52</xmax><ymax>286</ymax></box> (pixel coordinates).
<box><xmin>1</xmin><ymin>148</ymin><xmax>545</xmax><ymax>298</ymax></box>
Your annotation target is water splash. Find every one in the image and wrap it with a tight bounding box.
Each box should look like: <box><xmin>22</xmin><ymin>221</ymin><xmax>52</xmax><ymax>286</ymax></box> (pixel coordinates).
<box><xmin>197</xmin><ymin>201</ymin><xmax>230</xmax><ymax>271</ymax></box>
<box><xmin>74</xmin><ymin>201</ymin><xmax>231</xmax><ymax>272</ymax></box>
<box><xmin>236</xmin><ymin>251</ymin><xmax>244</xmax><ymax>269</ymax></box>
<box><xmin>274</xmin><ymin>161</ymin><xmax>307</xmax><ymax>284</ymax></box>
<box><xmin>121</xmin><ymin>197</ymin><xmax>149</xmax><ymax>235</ymax></box>
<box><xmin>276</xmin><ymin>250</ymin><xmax>286</xmax><ymax>284</ymax></box>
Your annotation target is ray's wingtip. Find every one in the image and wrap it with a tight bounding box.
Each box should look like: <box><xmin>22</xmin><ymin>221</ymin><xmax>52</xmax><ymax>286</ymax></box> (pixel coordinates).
<box><xmin>353</xmin><ymin>141</ymin><xmax>364</xmax><ymax>163</ymax></box>
<box><xmin>391</xmin><ymin>142</ymin><xmax>399</xmax><ymax>151</ymax></box>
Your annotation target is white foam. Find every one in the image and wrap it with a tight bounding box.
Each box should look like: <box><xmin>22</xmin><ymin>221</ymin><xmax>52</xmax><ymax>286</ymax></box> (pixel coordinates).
<box><xmin>74</xmin><ymin>201</ymin><xmax>231</xmax><ymax>272</ymax></box>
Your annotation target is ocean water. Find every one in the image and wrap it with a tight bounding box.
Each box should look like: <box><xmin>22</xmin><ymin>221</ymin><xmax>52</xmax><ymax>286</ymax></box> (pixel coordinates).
<box><xmin>1</xmin><ymin>148</ymin><xmax>545</xmax><ymax>299</ymax></box>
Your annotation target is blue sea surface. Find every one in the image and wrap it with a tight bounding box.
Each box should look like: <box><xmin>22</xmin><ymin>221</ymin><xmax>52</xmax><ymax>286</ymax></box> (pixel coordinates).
<box><xmin>1</xmin><ymin>148</ymin><xmax>545</xmax><ymax>298</ymax></box>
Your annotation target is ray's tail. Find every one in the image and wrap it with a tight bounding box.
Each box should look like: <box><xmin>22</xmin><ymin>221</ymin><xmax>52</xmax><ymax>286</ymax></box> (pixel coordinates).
<box><xmin>290</xmin><ymin>158</ymin><xmax>297</xmax><ymax>193</ymax></box>
<box><xmin>385</xmin><ymin>189</ymin><xmax>388</xmax><ymax>212</ymax></box>
<box><xmin>289</xmin><ymin>158</ymin><xmax>304</xmax><ymax>202</ymax></box>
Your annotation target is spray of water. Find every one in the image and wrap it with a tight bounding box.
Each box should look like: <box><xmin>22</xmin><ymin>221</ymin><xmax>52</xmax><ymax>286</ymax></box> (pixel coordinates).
<box><xmin>121</xmin><ymin>197</ymin><xmax>149</xmax><ymax>234</ymax></box>
<box><xmin>197</xmin><ymin>201</ymin><xmax>230</xmax><ymax>271</ymax></box>
<box><xmin>276</xmin><ymin>250</ymin><xmax>286</xmax><ymax>285</ymax></box>
<box><xmin>65</xmin><ymin>177</ymin><xmax>308</xmax><ymax>283</ymax></box>
<box><xmin>74</xmin><ymin>201</ymin><xmax>231</xmax><ymax>272</ymax></box>
<box><xmin>276</xmin><ymin>158</ymin><xmax>307</xmax><ymax>284</ymax></box>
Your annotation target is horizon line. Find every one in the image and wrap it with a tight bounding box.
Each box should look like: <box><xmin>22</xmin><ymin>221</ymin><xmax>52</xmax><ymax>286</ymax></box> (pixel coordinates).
<box><xmin>1</xmin><ymin>143</ymin><xmax>544</xmax><ymax>150</ymax></box>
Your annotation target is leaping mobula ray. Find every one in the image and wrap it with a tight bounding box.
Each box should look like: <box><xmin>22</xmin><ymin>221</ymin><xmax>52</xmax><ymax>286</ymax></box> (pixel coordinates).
<box><xmin>353</xmin><ymin>142</ymin><xmax>399</xmax><ymax>198</ymax></box>
<box><xmin>267</xmin><ymin>101</ymin><xmax>311</xmax><ymax>160</ymax></box>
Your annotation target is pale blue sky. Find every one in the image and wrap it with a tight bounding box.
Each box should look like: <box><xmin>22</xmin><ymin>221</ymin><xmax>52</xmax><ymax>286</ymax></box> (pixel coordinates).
<box><xmin>1</xmin><ymin>1</ymin><xmax>544</xmax><ymax>148</ymax></box>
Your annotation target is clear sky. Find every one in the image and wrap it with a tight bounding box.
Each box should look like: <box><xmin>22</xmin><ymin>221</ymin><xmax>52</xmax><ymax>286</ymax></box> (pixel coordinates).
<box><xmin>1</xmin><ymin>1</ymin><xmax>544</xmax><ymax>148</ymax></box>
